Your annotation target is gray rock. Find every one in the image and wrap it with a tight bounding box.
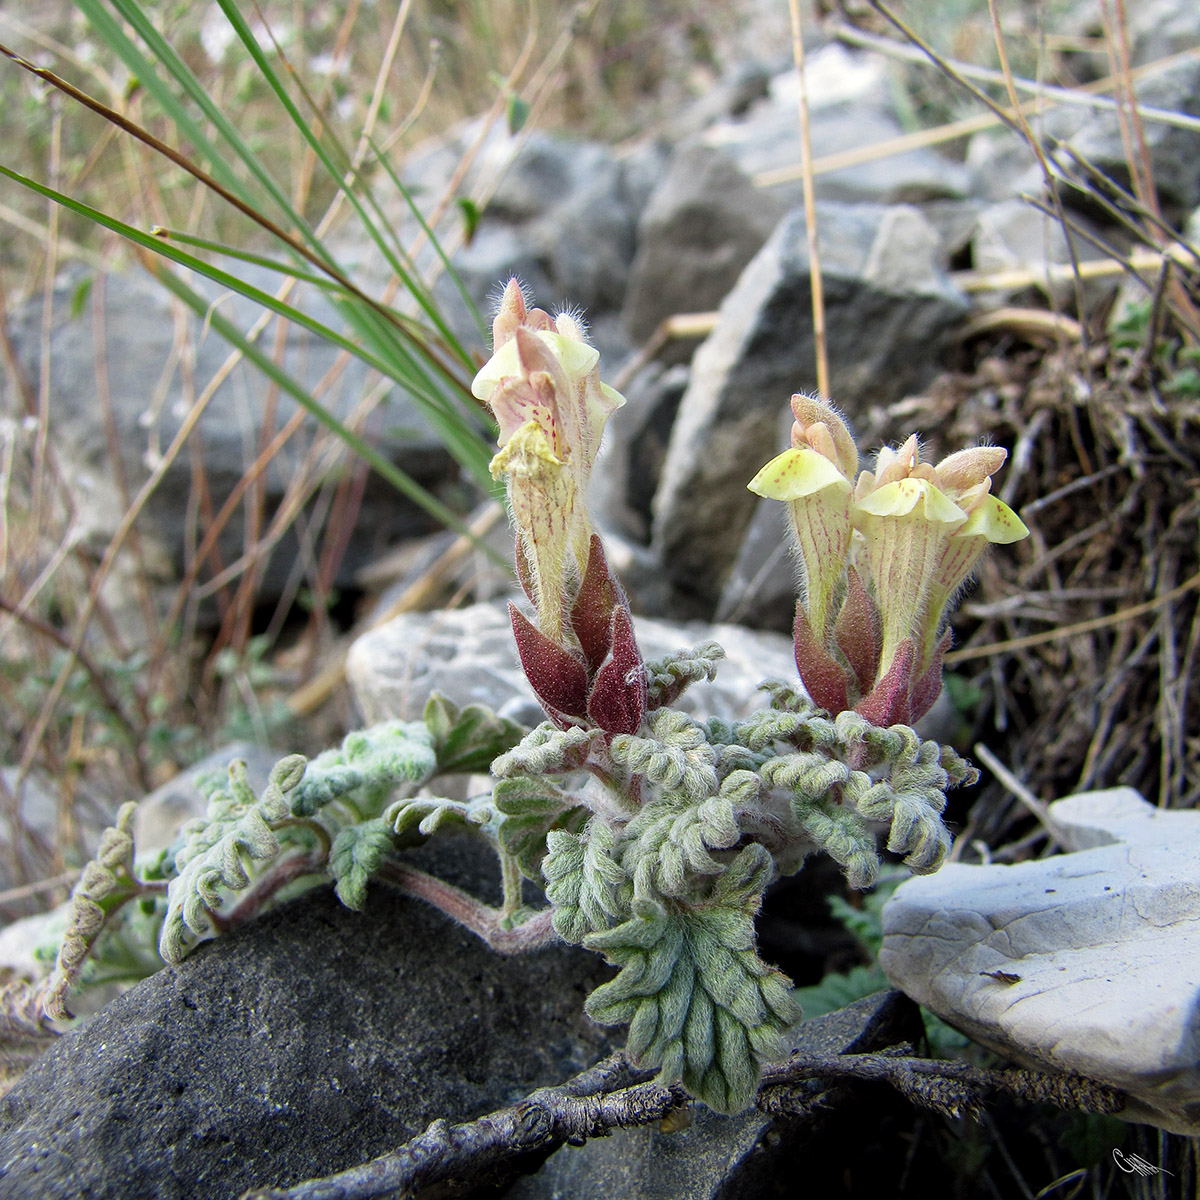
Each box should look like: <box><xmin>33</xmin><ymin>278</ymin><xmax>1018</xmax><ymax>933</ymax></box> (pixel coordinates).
<box><xmin>621</xmin><ymin>144</ymin><xmax>784</xmax><ymax>353</ymax></box>
<box><xmin>0</xmin><ymin>882</ymin><xmax>612</xmax><ymax>1199</ymax></box>
<box><xmin>969</xmin><ymin>198</ymin><xmax>1117</xmax><ymax>308</ymax></box>
<box><xmin>509</xmin><ymin>989</ymin><xmax>922</xmax><ymax>1200</ymax></box>
<box><xmin>966</xmin><ymin>57</ymin><xmax>1200</xmax><ymax>214</ymax></box>
<box><xmin>410</xmin><ymin>128</ymin><xmax>647</xmax><ymax>355</ymax></box>
<box><xmin>345</xmin><ymin>599</ymin><xmax>798</xmax><ymax>728</ymax></box>
<box><xmin>714</xmin><ymin>495</ymin><xmax>795</xmax><ymax>632</ymax></box>
<box><xmin>879</xmin><ymin>788</ymin><xmax>1200</xmax><ymax>1135</ymax></box>
<box><xmin>589</xmin><ymin>362</ymin><xmax>690</xmax><ymax>544</ymax></box>
<box><xmin>2</xmin><ymin>266</ymin><xmax>466</xmax><ymax>614</ymax></box>
<box><xmin>707</xmin><ymin>46</ymin><xmax>970</xmax><ymax>209</ymax></box>
<box><xmin>651</xmin><ymin>202</ymin><xmax>968</xmax><ymax>611</ymax></box>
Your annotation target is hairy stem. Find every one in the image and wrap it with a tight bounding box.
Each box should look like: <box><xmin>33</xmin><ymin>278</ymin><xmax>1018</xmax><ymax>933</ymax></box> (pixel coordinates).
<box><xmin>376</xmin><ymin>860</ymin><xmax>558</xmax><ymax>954</ymax></box>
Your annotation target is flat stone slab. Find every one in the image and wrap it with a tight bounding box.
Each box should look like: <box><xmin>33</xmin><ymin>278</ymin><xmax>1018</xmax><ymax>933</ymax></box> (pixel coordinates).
<box><xmin>879</xmin><ymin>788</ymin><xmax>1200</xmax><ymax>1134</ymax></box>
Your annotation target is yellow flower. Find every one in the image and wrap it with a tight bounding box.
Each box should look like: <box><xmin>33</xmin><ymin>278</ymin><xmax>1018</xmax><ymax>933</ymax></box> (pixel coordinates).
<box><xmin>748</xmin><ymin>396</ymin><xmax>856</xmax><ymax>641</ymax></box>
<box><xmin>852</xmin><ymin>438</ymin><xmax>1028</xmax><ymax>676</ymax></box>
<box><xmin>471</xmin><ymin>281</ymin><xmax>625</xmax><ymax>638</ymax></box>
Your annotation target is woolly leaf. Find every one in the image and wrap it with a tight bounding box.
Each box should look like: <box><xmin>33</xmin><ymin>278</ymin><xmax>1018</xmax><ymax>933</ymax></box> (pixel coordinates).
<box><xmin>329</xmin><ymin>818</ymin><xmax>396</xmax><ymax>910</ymax></box>
<box><xmin>644</xmin><ymin>642</ymin><xmax>724</xmax><ymax>710</ymax></box>
<box><xmin>491</xmin><ymin>723</ymin><xmax>597</xmax><ymax>778</ymax></box>
<box><xmin>290</xmin><ymin>721</ymin><xmax>438</xmax><ymax>817</ymax></box>
<box><xmin>543</xmin><ymin>819</ymin><xmax>627</xmax><ymax>945</ymax></box>
<box><xmin>160</xmin><ymin>756</ymin><xmax>310</xmax><ymax>963</ymax></box>
<box><xmin>44</xmin><ymin>802</ymin><xmax>140</xmax><ymax>1020</ymax></box>
<box><xmin>422</xmin><ymin>693</ymin><xmax>526</xmax><ymax>776</ymax></box>
<box><xmin>386</xmin><ymin>794</ymin><xmax>490</xmax><ymax>849</ymax></box>
<box><xmin>494</xmin><ymin>775</ymin><xmax>588</xmax><ymax>881</ymax></box>
<box><xmin>583</xmin><ymin>845</ymin><xmax>798</xmax><ymax>1114</ymax></box>
<box><xmin>609</xmin><ymin>709</ymin><xmax>718</xmax><ymax>799</ymax></box>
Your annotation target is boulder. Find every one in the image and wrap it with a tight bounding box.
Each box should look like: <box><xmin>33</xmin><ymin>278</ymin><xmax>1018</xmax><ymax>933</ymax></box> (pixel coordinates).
<box><xmin>706</xmin><ymin>45</ymin><xmax>970</xmax><ymax>209</ymax></box>
<box><xmin>0</xmin><ymin>882</ymin><xmax>613</xmax><ymax>1199</ymax></box>
<box><xmin>651</xmin><ymin>202</ymin><xmax>968</xmax><ymax>612</ymax></box>
<box><xmin>879</xmin><ymin>788</ymin><xmax>1200</xmax><ymax>1134</ymax></box>
<box><xmin>966</xmin><ymin>56</ymin><xmax>1200</xmax><ymax>215</ymax></box>
<box><xmin>345</xmin><ymin>599</ymin><xmax>798</xmax><ymax>728</ymax></box>
<box><xmin>621</xmin><ymin>144</ymin><xmax>784</xmax><ymax>353</ymax></box>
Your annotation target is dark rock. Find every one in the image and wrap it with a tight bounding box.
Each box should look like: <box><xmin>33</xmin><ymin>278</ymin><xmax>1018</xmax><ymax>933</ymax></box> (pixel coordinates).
<box><xmin>507</xmin><ymin>990</ymin><xmax>924</xmax><ymax>1200</ymax></box>
<box><xmin>651</xmin><ymin>202</ymin><xmax>968</xmax><ymax>612</ymax></box>
<box><xmin>0</xmin><ymin>884</ymin><xmax>611</xmax><ymax>1200</ymax></box>
<box><xmin>591</xmin><ymin>362</ymin><xmax>690</xmax><ymax>543</ymax></box>
<box><xmin>621</xmin><ymin>144</ymin><xmax>784</xmax><ymax>355</ymax></box>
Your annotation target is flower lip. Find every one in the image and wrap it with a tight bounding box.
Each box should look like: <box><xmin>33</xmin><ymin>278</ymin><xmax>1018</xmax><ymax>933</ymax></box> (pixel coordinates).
<box><xmin>748</xmin><ymin>447</ymin><xmax>851</xmax><ymax>501</ymax></box>
<box><xmin>853</xmin><ymin>477</ymin><xmax>967</xmax><ymax>526</ymax></box>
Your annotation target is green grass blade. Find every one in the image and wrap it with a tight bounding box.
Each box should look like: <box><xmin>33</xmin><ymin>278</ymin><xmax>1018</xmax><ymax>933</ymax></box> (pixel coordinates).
<box><xmin>0</xmin><ymin>160</ymin><xmax>500</xmax><ymax>508</ymax></box>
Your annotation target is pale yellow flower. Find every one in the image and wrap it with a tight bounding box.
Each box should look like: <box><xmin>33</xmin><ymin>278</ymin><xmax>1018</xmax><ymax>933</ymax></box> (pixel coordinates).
<box><xmin>471</xmin><ymin>281</ymin><xmax>625</xmax><ymax>638</ymax></box>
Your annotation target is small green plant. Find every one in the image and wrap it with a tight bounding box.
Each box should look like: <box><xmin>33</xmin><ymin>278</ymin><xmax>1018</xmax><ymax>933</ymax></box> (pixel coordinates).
<box><xmin>22</xmin><ymin>282</ymin><xmax>1028</xmax><ymax>1116</ymax></box>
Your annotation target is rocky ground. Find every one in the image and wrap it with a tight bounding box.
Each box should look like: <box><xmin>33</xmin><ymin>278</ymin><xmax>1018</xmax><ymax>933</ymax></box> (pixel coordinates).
<box><xmin>1</xmin><ymin>4</ymin><xmax>1199</xmax><ymax>1197</ymax></box>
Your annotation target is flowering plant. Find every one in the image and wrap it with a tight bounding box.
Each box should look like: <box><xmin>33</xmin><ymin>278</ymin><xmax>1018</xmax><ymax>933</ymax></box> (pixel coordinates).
<box><xmin>39</xmin><ymin>283</ymin><xmax>1027</xmax><ymax>1120</ymax></box>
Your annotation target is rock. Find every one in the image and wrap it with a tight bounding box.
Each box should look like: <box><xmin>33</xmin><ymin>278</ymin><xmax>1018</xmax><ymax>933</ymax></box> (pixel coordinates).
<box><xmin>2</xmin><ymin>266</ymin><xmax>466</xmax><ymax>615</ymax></box>
<box><xmin>651</xmin><ymin>202</ymin><xmax>968</xmax><ymax>612</ymax></box>
<box><xmin>878</xmin><ymin>788</ymin><xmax>1200</xmax><ymax>1134</ymax></box>
<box><xmin>0</xmin><ymin>883</ymin><xmax>612</xmax><ymax>1199</ymax></box>
<box><xmin>345</xmin><ymin>599</ymin><xmax>798</xmax><ymax>728</ymax></box>
<box><xmin>969</xmin><ymin>198</ymin><xmax>1114</xmax><ymax>307</ymax></box>
<box><xmin>589</xmin><ymin>362</ymin><xmax>690</xmax><ymax>544</ymax></box>
<box><xmin>714</xmin><ymin>495</ymin><xmax>795</xmax><ymax>632</ymax></box>
<box><xmin>706</xmin><ymin>45</ymin><xmax>970</xmax><ymax>209</ymax></box>
<box><xmin>404</xmin><ymin>126</ymin><xmax>650</xmax><ymax>354</ymax></box>
<box><xmin>621</xmin><ymin>144</ymin><xmax>784</xmax><ymax>353</ymax></box>
<box><xmin>508</xmin><ymin>989</ymin><xmax>923</xmax><ymax>1200</ymax></box>
<box><xmin>966</xmin><ymin>57</ymin><xmax>1200</xmax><ymax>215</ymax></box>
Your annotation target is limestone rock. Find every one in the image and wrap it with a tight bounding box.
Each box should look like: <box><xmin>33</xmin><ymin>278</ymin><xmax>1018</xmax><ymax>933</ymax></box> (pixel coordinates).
<box><xmin>621</xmin><ymin>143</ymin><xmax>784</xmax><ymax>353</ymax></box>
<box><xmin>0</xmin><ymin>883</ymin><xmax>612</xmax><ymax>1199</ymax></box>
<box><xmin>706</xmin><ymin>45</ymin><xmax>970</xmax><ymax>209</ymax></box>
<box><xmin>966</xmin><ymin>57</ymin><xmax>1200</xmax><ymax>214</ymax></box>
<box><xmin>345</xmin><ymin>599</ymin><xmax>798</xmax><ymax>728</ymax></box>
<box><xmin>879</xmin><ymin>788</ymin><xmax>1200</xmax><ymax>1134</ymax></box>
<box><xmin>651</xmin><ymin>202</ymin><xmax>968</xmax><ymax>611</ymax></box>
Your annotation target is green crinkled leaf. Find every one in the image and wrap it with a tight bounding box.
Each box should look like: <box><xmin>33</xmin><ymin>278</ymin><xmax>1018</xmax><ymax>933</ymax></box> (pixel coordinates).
<box><xmin>582</xmin><ymin>845</ymin><xmax>798</xmax><ymax>1115</ymax></box>
<box><xmin>386</xmin><ymin>793</ymin><xmax>491</xmax><ymax>849</ymax></box>
<box><xmin>422</xmin><ymin>692</ymin><xmax>526</xmax><ymax>776</ymax></box>
<box><xmin>329</xmin><ymin>817</ymin><xmax>396</xmax><ymax>910</ymax></box>
<box><xmin>160</xmin><ymin>755</ymin><xmax>310</xmax><ymax>963</ymax></box>
<box><xmin>621</xmin><ymin>794</ymin><xmax>740</xmax><ymax>900</ymax></box>
<box><xmin>543</xmin><ymin>819</ymin><xmax>627</xmax><ymax>945</ymax></box>
<box><xmin>609</xmin><ymin>709</ymin><xmax>718</xmax><ymax>798</ymax></box>
<box><xmin>491</xmin><ymin>723</ymin><xmax>597</xmax><ymax>779</ymax></box>
<box><xmin>493</xmin><ymin>775</ymin><xmax>588</xmax><ymax>881</ymax></box>
<box><xmin>644</xmin><ymin>641</ymin><xmax>725</xmax><ymax>710</ymax></box>
<box><xmin>290</xmin><ymin>721</ymin><xmax>438</xmax><ymax>817</ymax></box>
